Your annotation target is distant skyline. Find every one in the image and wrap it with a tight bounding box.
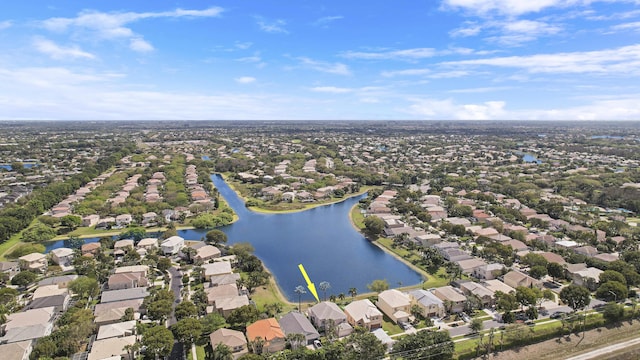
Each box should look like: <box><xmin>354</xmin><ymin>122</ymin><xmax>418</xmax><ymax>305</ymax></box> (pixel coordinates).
<box><xmin>1</xmin><ymin>1</ymin><xmax>640</xmax><ymax>120</ymax></box>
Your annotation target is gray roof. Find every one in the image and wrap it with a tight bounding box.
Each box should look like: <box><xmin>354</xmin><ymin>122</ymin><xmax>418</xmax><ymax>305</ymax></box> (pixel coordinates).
<box><xmin>100</xmin><ymin>287</ymin><xmax>149</xmax><ymax>303</ymax></box>
<box><xmin>278</xmin><ymin>312</ymin><xmax>320</xmax><ymax>341</ymax></box>
<box><xmin>408</xmin><ymin>289</ymin><xmax>444</xmax><ymax>307</ymax></box>
<box><xmin>37</xmin><ymin>274</ymin><xmax>79</xmax><ymax>287</ymax></box>
<box><xmin>0</xmin><ymin>261</ymin><xmax>18</xmax><ymax>271</ymax></box>
<box><xmin>0</xmin><ymin>323</ymin><xmax>52</xmax><ymax>343</ymax></box>
<box><xmin>26</xmin><ymin>294</ymin><xmax>69</xmax><ymax>311</ymax></box>
<box><xmin>209</xmin><ymin>273</ymin><xmax>241</xmax><ymax>286</ymax></box>
<box><xmin>308</xmin><ymin>301</ymin><xmax>347</xmax><ymax>322</ymax></box>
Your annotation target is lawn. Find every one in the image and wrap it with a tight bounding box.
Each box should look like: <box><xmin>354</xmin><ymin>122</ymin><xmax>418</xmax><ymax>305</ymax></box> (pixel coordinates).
<box><xmin>422</xmin><ymin>267</ymin><xmax>451</xmax><ymax>289</ymax></box>
<box><xmin>187</xmin><ymin>345</ymin><xmax>205</xmax><ymax>360</ymax></box>
<box><xmin>251</xmin><ymin>277</ymin><xmax>296</xmax><ymax>314</ymax></box>
<box><xmin>0</xmin><ymin>218</ymin><xmax>38</xmax><ymax>260</ymax></box>
<box><xmin>381</xmin><ymin>314</ymin><xmax>404</xmax><ymax>335</ymax></box>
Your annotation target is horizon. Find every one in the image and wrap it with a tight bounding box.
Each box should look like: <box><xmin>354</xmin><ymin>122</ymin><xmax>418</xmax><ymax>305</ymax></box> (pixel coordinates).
<box><xmin>1</xmin><ymin>1</ymin><xmax>640</xmax><ymax>120</ymax></box>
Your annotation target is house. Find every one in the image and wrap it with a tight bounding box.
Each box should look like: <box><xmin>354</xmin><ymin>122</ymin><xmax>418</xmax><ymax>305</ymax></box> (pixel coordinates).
<box><xmin>210</xmin><ymin>328</ymin><xmax>248</xmax><ymax>359</ymax></box>
<box><xmin>0</xmin><ymin>307</ymin><xmax>55</xmax><ymax>344</ymax></box>
<box><xmin>114</xmin><ymin>265</ymin><xmax>149</xmax><ymax>276</ymax></box>
<box><xmin>115</xmin><ymin>214</ymin><xmax>133</xmax><ymax>227</ymax></box>
<box><xmin>96</xmin><ymin>320</ymin><xmax>136</xmax><ymax>340</ymax></box>
<box><xmin>246</xmin><ymin>318</ymin><xmax>286</xmax><ymax>354</ymax></box>
<box><xmin>473</xmin><ymin>263</ymin><xmax>504</xmax><ymax>280</ymax></box>
<box><xmin>205</xmin><ymin>284</ymin><xmax>249</xmax><ymax>317</ymax></box>
<box><xmin>108</xmin><ymin>271</ymin><xmax>148</xmax><ymax>290</ymax></box>
<box><xmin>537</xmin><ymin>251</ymin><xmax>567</xmax><ymax>266</ymax></box>
<box><xmin>82</xmin><ymin>214</ymin><xmax>100</xmax><ymax>227</ymax></box>
<box><xmin>209</xmin><ymin>273</ymin><xmax>241</xmax><ymax>287</ymax></box>
<box><xmin>408</xmin><ymin>289</ymin><xmax>445</xmax><ymax>319</ymax></box>
<box><xmin>503</xmin><ymin>270</ymin><xmax>543</xmax><ymax>289</ymax></box>
<box><xmin>202</xmin><ymin>262</ymin><xmax>232</xmax><ymax>280</ymax></box>
<box><xmin>214</xmin><ymin>295</ymin><xmax>250</xmax><ymax>318</ymax></box>
<box><xmin>50</xmin><ymin>247</ymin><xmax>74</xmax><ymax>267</ymax></box>
<box><xmin>93</xmin><ymin>299</ymin><xmax>144</xmax><ymax>326</ymax></box>
<box><xmin>307</xmin><ymin>301</ymin><xmax>348</xmax><ymax>332</ymax></box>
<box><xmin>0</xmin><ymin>261</ymin><xmax>19</xmax><ymax>280</ymax></box>
<box><xmin>459</xmin><ymin>282</ymin><xmax>495</xmax><ymax>307</ymax></box>
<box><xmin>344</xmin><ymin>299</ymin><xmax>383</xmax><ymax>330</ymax></box>
<box><xmin>278</xmin><ymin>311</ymin><xmax>320</xmax><ymax>345</ymax></box>
<box><xmin>415</xmin><ymin>234</ymin><xmax>443</xmax><ymax>247</ymax></box>
<box><xmin>482</xmin><ymin>279</ymin><xmax>516</xmax><ymax>295</ymax></box>
<box><xmin>100</xmin><ymin>287</ymin><xmax>149</xmax><ymax>303</ymax></box>
<box><xmin>81</xmin><ymin>242</ymin><xmax>101</xmax><ymax>257</ymax></box>
<box><xmin>87</xmin><ymin>335</ymin><xmax>136</xmax><ymax>360</ymax></box>
<box><xmin>372</xmin><ymin>328</ymin><xmax>395</xmax><ymax>351</ymax></box>
<box><xmin>433</xmin><ymin>286</ymin><xmax>467</xmax><ymax>313</ymax></box>
<box><xmin>0</xmin><ymin>340</ymin><xmax>32</xmax><ymax>360</ymax></box>
<box><xmin>18</xmin><ymin>253</ymin><xmax>47</xmax><ymax>273</ymax></box>
<box><xmin>161</xmin><ymin>236</ymin><xmax>185</xmax><ymax>255</ymax></box>
<box><xmin>573</xmin><ymin>246</ymin><xmax>599</xmax><ymax>257</ymax></box>
<box><xmin>502</xmin><ymin>239</ymin><xmax>528</xmax><ymax>252</ymax></box>
<box><xmin>456</xmin><ymin>258</ymin><xmax>488</xmax><ymax>275</ymax></box>
<box><xmin>141</xmin><ymin>212</ymin><xmax>157</xmax><ymax>226</ymax></box>
<box><xmin>114</xmin><ymin>239</ymin><xmax>135</xmax><ymax>252</ymax></box>
<box><xmin>376</xmin><ymin>289</ymin><xmax>412</xmax><ymax>324</ymax></box>
<box><xmin>26</xmin><ymin>293</ymin><xmax>70</xmax><ymax>313</ymax></box>
<box><xmin>195</xmin><ymin>245</ymin><xmax>221</xmax><ymax>262</ymax></box>
<box><xmin>137</xmin><ymin>238</ymin><xmax>158</xmax><ymax>250</ymax></box>
<box><xmin>570</xmin><ymin>267</ymin><xmax>603</xmax><ymax>291</ymax></box>
<box><xmin>38</xmin><ymin>275</ymin><xmax>78</xmax><ymax>288</ymax></box>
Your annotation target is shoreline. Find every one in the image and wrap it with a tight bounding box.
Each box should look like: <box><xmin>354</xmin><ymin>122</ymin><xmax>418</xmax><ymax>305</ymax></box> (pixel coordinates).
<box><xmin>348</xmin><ymin>203</ymin><xmax>429</xmax><ymax>280</ymax></box>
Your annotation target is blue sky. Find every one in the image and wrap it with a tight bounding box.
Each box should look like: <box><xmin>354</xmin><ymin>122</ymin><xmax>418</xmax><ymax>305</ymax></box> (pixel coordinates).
<box><xmin>1</xmin><ymin>0</ymin><xmax>639</xmax><ymax>120</ymax></box>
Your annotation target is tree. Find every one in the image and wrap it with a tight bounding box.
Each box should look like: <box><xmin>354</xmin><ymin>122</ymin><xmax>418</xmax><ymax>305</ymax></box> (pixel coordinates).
<box><xmin>172</xmin><ymin>318</ymin><xmax>203</xmax><ymax>349</ymax></box>
<box><xmin>515</xmin><ymin>287</ymin><xmax>540</xmax><ymax>310</ymax></box>
<box><xmin>68</xmin><ymin>276</ymin><xmax>99</xmax><ymax>300</ymax></box>
<box><xmin>547</xmin><ymin>262</ymin><xmax>565</xmax><ymax>282</ymax></box>
<box><xmin>599</xmin><ymin>270</ymin><xmax>627</xmax><ymax>286</ymax></box>
<box><xmin>206</xmin><ymin>229</ymin><xmax>228</xmax><ymax>246</ymax></box>
<box><xmin>560</xmin><ymin>284</ymin><xmax>591</xmax><ymax>311</ymax></box>
<box><xmin>11</xmin><ymin>271</ymin><xmax>37</xmax><ymax>287</ymax></box>
<box><xmin>445</xmin><ymin>262</ymin><xmax>463</xmax><ymax>283</ymax></box>
<box><xmin>319</xmin><ymin>281</ymin><xmax>331</xmax><ymax>301</ymax></box>
<box><xmin>227</xmin><ymin>305</ymin><xmax>260</xmax><ymax>329</ymax></box>
<box><xmin>342</xmin><ymin>331</ymin><xmax>386</xmax><ymax>360</ymax></box>
<box><xmin>182</xmin><ymin>247</ymin><xmax>197</xmax><ymax>264</ymax></box>
<box><xmin>174</xmin><ymin>300</ymin><xmax>198</xmax><ymax>321</ymax></box>
<box><xmin>363</xmin><ymin>216</ymin><xmax>384</xmax><ymax>240</ymax></box>
<box><xmin>367</xmin><ymin>279</ymin><xmax>389</xmax><ymax>293</ymax></box>
<box><xmin>31</xmin><ymin>337</ymin><xmax>57</xmax><ymax>359</ymax></box>
<box><xmin>120</xmin><ymin>227</ymin><xmax>146</xmax><ymax>242</ymax></box>
<box><xmin>211</xmin><ymin>343</ymin><xmax>234</xmax><ymax>360</ymax></box>
<box><xmin>294</xmin><ymin>285</ymin><xmax>307</xmax><ymax>311</ymax></box>
<box><xmin>349</xmin><ymin>287</ymin><xmax>358</xmax><ymax>298</ymax></box>
<box><xmin>602</xmin><ymin>302</ymin><xmax>625</xmax><ymax>323</ymax></box>
<box><xmin>596</xmin><ymin>281</ymin><xmax>628</xmax><ymax>302</ymax></box>
<box><xmin>286</xmin><ymin>332</ymin><xmax>306</xmax><ymax>350</ymax></box>
<box><xmin>142</xmin><ymin>325</ymin><xmax>174</xmax><ymax>359</ymax></box>
<box><xmin>470</xmin><ymin>318</ymin><xmax>484</xmax><ymax>333</ymax></box>
<box><xmin>121</xmin><ymin>307</ymin><xmax>135</xmax><ymax>321</ymax></box>
<box><xmin>60</xmin><ymin>215</ymin><xmax>82</xmax><ymax>230</ymax></box>
<box><xmin>529</xmin><ymin>265</ymin><xmax>548</xmax><ymax>280</ymax></box>
<box><xmin>521</xmin><ymin>253</ymin><xmax>548</xmax><ymax>268</ymax></box>
<box><xmin>157</xmin><ymin>257</ymin><xmax>172</xmax><ymax>273</ymax></box>
<box><xmin>201</xmin><ymin>312</ymin><xmax>227</xmax><ymax>335</ymax></box>
<box><xmin>391</xmin><ymin>330</ymin><xmax>454</xmax><ymax>360</ymax></box>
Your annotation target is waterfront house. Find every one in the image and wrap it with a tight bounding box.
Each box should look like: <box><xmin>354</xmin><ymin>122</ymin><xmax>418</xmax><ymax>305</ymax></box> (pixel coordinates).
<box><xmin>307</xmin><ymin>301</ymin><xmax>348</xmax><ymax>332</ymax></box>
<box><xmin>433</xmin><ymin>286</ymin><xmax>466</xmax><ymax>313</ymax></box>
<box><xmin>210</xmin><ymin>328</ymin><xmax>248</xmax><ymax>359</ymax></box>
<box><xmin>50</xmin><ymin>247</ymin><xmax>74</xmax><ymax>268</ymax></box>
<box><xmin>246</xmin><ymin>318</ymin><xmax>286</xmax><ymax>354</ymax></box>
<box><xmin>81</xmin><ymin>242</ymin><xmax>101</xmax><ymax>257</ymax></box>
<box><xmin>376</xmin><ymin>289</ymin><xmax>412</xmax><ymax>324</ymax></box>
<box><xmin>202</xmin><ymin>262</ymin><xmax>232</xmax><ymax>280</ymax></box>
<box><xmin>344</xmin><ymin>299</ymin><xmax>383</xmax><ymax>330</ymax></box>
<box><xmin>408</xmin><ymin>289</ymin><xmax>445</xmax><ymax>319</ymax></box>
<box><xmin>18</xmin><ymin>253</ymin><xmax>47</xmax><ymax>273</ymax></box>
<box><xmin>161</xmin><ymin>236</ymin><xmax>185</xmax><ymax>255</ymax></box>
<box><xmin>0</xmin><ymin>261</ymin><xmax>19</xmax><ymax>281</ymax></box>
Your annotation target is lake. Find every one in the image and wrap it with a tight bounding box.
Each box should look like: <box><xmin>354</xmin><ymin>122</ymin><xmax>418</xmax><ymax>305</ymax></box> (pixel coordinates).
<box><xmin>45</xmin><ymin>175</ymin><xmax>423</xmax><ymax>301</ymax></box>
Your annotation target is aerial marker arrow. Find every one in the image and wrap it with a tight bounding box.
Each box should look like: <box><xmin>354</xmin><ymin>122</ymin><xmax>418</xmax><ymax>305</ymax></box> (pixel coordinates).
<box><xmin>298</xmin><ymin>263</ymin><xmax>320</xmax><ymax>302</ymax></box>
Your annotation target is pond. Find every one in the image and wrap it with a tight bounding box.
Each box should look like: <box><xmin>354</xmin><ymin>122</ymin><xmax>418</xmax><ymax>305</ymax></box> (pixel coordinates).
<box><xmin>45</xmin><ymin>175</ymin><xmax>423</xmax><ymax>301</ymax></box>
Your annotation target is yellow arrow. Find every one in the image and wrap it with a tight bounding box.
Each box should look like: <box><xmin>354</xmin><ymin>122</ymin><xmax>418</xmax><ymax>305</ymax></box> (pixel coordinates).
<box><xmin>298</xmin><ymin>264</ymin><xmax>320</xmax><ymax>302</ymax></box>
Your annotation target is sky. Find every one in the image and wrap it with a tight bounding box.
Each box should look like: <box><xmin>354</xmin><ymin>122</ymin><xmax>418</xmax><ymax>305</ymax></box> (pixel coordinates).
<box><xmin>1</xmin><ymin>1</ymin><xmax>640</xmax><ymax>120</ymax></box>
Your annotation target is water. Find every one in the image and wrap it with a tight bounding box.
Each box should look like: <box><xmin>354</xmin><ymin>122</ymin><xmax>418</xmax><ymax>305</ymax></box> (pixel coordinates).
<box><xmin>45</xmin><ymin>175</ymin><xmax>423</xmax><ymax>301</ymax></box>
<box><xmin>0</xmin><ymin>163</ymin><xmax>37</xmax><ymax>170</ymax></box>
<box><xmin>591</xmin><ymin>135</ymin><xmax>624</xmax><ymax>140</ymax></box>
<box><xmin>201</xmin><ymin>156</ymin><xmax>210</xmax><ymax>161</ymax></box>
<box><xmin>522</xmin><ymin>154</ymin><xmax>542</xmax><ymax>164</ymax></box>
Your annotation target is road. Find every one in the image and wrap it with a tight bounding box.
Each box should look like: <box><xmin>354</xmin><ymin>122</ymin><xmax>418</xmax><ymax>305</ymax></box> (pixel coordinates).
<box><xmin>448</xmin><ymin>319</ymin><xmax>502</xmax><ymax>337</ymax></box>
<box><xmin>167</xmin><ymin>266</ymin><xmax>182</xmax><ymax>327</ymax></box>
<box><xmin>564</xmin><ymin>337</ymin><xmax>640</xmax><ymax>360</ymax></box>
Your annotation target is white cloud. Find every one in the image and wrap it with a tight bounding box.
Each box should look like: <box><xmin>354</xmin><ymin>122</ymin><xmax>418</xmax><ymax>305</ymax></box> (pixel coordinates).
<box><xmin>298</xmin><ymin>57</ymin><xmax>351</xmax><ymax>75</ymax></box>
<box><xmin>489</xmin><ymin>19</ymin><xmax>562</xmax><ymax>45</ymax></box>
<box><xmin>235</xmin><ymin>42</ymin><xmax>253</xmax><ymax>50</ymax></box>
<box><xmin>40</xmin><ymin>7</ymin><xmax>222</xmax><ymax>51</ymax></box>
<box><xmin>310</xmin><ymin>86</ymin><xmax>353</xmax><ymax>93</ymax></box>
<box><xmin>341</xmin><ymin>48</ymin><xmax>437</xmax><ymax>61</ymax></box>
<box><xmin>441</xmin><ymin>0</ymin><xmax>569</xmax><ymax>16</ymax></box>
<box><xmin>428</xmin><ymin>70</ymin><xmax>471</xmax><ymax>78</ymax></box>
<box><xmin>0</xmin><ymin>20</ymin><xmax>12</xmax><ymax>30</ymax></box>
<box><xmin>441</xmin><ymin>44</ymin><xmax>640</xmax><ymax>74</ymax></box>
<box><xmin>407</xmin><ymin>98</ymin><xmax>507</xmax><ymax>120</ymax></box>
<box><xmin>448</xmin><ymin>86</ymin><xmax>512</xmax><ymax>93</ymax></box>
<box><xmin>382</xmin><ymin>68</ymin><xmax>432</xmax><ymax>77</ymax></box>
<box><xmin>611</xmin><ymin>21</ymin><xmax>640</xmax><ymax>32</ymax></box>
<box><xmin>33</xmin><ymin>38</ymin><xmax>96</xmax><ymax>60</ymax></box>
<box><xmin>256</xmin><ymin>17</ymin><xmax>288</xmax><ymax>34</ymax></box>
<box><xmin>129</xmin><ymin>38</ymin><xmax>154</xmax><ymax>52</ymax></box>
<box><xmin>450</xmin><ymin>24</ymin><xmax>482</xmax><ymax>37</ymax></box>
<box><xmin>235</xmin><ymin>76</ymin><xmax>256</xmax><ymax>84</ymax></box>
<box><xmin>313</xmin><ymin>16</ymin><xmax>344</xmax><ymax>26</ymax></box>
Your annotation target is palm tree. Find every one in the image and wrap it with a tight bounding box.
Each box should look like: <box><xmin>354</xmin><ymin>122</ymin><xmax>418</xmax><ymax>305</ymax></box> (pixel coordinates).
<box><xmin>286</xmin><ymin>333</ymin><xmax>306</xmax><ymax>350</ymax></box>
<box><xmin>210</xmin><ymin>343</ymin><xmax>233</xmax><ymax>360</ymax></box>
<box><xmin>319</xmin><ymin>281</ymin><xmax>331</xmax><ymax>301</ymax></box>
<box><xmin>182</xmin><ymin>247</ymin><xmax>197</xmax><ymax>264</ymax></box>
<box><xmin>349</xmin><ymin>287</ymin><xmax>358</xmax><ymax>298</ymax></box>
<box><xmin>294</xmin><ymin>285</ymin><xmax>307</xmax><ymax>312</ymax></box>
<box><xmin>329</xmin><ymin>294</ymin><xmax>337</xmax><ymax>302</ymax></box>
<box><xmin>338</xmin><ymin>293</ymin><xmax>346</xmax><ymax>301</ymax></box>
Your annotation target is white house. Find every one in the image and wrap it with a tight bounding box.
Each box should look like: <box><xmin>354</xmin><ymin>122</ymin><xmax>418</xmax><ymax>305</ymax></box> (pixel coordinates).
<box><xmin>161</xmin><ymin>236</ymin><xmax>185</xmax><ymax>255</ymax></box>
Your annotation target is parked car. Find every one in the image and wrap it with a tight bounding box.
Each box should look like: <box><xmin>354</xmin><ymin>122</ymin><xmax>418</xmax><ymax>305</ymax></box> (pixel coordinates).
<box><xmin>313</xmin><ymin>340</ymin><xmax>322</xmax><ymax>349</ymax></box>
<box><xmin>516</xmin><ymin>312</ymin><xmax>528</xmax><ymax>321</ymax></box>
<box><xmin>550</xmin><ymin>312</ymin><xmax>563</xmax><ymax>319</ymax></box>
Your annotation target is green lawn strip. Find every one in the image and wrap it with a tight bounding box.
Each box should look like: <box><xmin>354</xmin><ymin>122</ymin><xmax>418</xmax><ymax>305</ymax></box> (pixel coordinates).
<box><xmin>381</xmin><ymin>314</ymin><xmax>404</xmax><ymax>335</ymax></box>
<box><xmin>187</xmin><ymin>345</ymin><xmax>205</xmax><ymax>360</ymax></box>
<box><xmin>0</xmin><ymin>218</ymin><xmax>40</xmax><ymax>260</ymax></box>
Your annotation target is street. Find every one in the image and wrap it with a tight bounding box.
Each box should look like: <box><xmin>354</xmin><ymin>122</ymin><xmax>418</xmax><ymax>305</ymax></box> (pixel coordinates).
<box><xmin>167</xmin><ymin>266</ymin><xmax>182</xmax><ymax>327</ymax></box>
